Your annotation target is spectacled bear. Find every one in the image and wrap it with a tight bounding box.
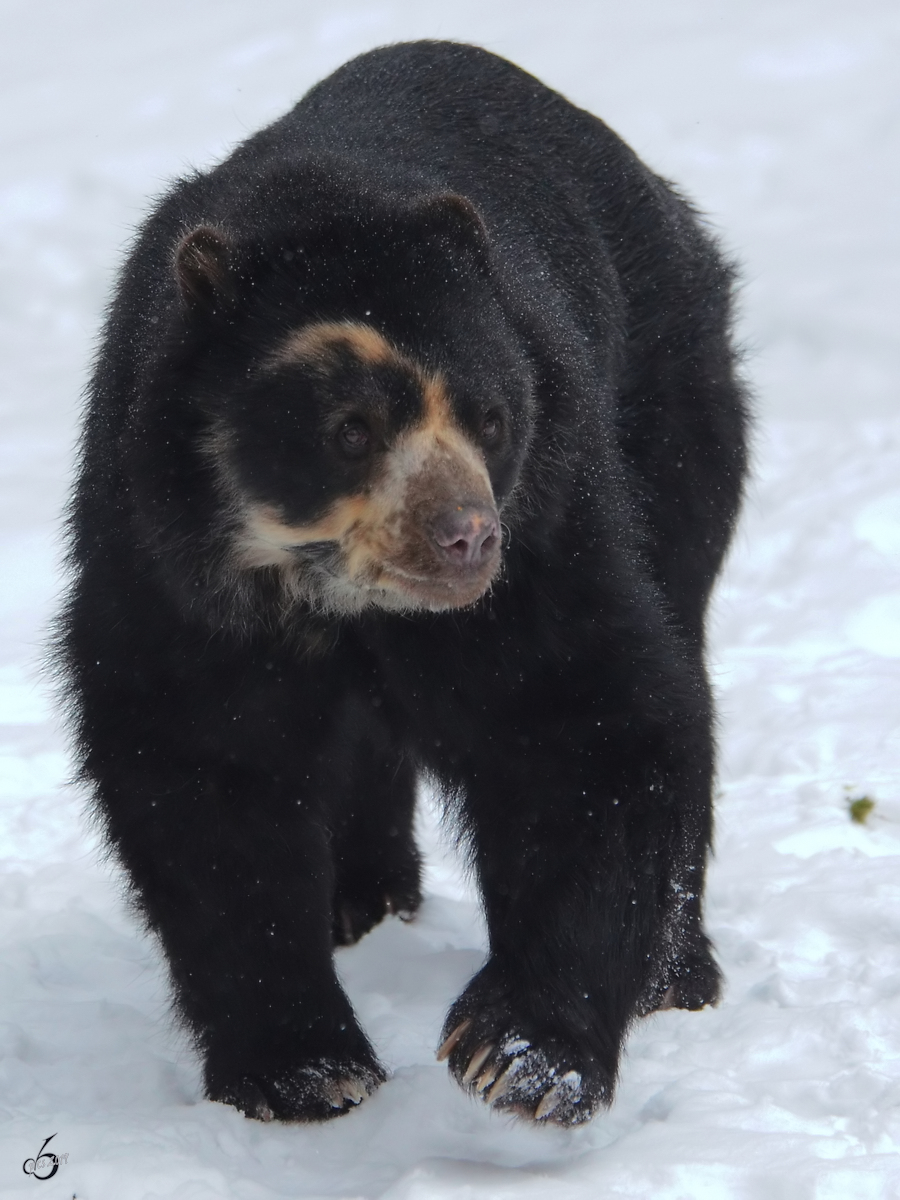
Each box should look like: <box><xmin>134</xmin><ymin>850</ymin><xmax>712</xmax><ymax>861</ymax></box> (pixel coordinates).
<box><xmin>55</xmin><ymin>40</ymin><xmax>748</xmax><ymax>1126</ymax></box>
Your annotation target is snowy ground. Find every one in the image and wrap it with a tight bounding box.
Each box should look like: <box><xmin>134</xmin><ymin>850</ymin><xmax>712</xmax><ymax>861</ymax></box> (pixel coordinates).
<box><xmin>1</xmin><ymin>1</ymin><xmax>898</xmax><ymax>1197</ymax></box>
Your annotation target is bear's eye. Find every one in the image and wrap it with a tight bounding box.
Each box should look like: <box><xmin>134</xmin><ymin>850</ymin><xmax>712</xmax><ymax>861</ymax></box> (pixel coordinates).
<box><xmin>480</xmin><ymin>413</ymin><xmax>503</xmax><ymax>444</ymax></box>
<box><xmin>337</xmin><ymin>420</ymin><xmax>371</xmax><ymax>457</ymax></box>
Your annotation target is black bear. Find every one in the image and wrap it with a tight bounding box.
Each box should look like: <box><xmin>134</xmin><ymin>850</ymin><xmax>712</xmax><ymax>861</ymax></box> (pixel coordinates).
<box><xmin>55</xmin><ymin>41</ymin><xmax>747</xmax><ymax>1126</ymax></box>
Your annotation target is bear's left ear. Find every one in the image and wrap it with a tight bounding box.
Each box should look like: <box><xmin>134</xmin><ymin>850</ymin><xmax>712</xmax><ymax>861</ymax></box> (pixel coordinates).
<box><xmin>174</xmin><ymin>226</ymin><xmax>236</xmax><ymax>311</ymax></box>
<box><xmin>410</xmin><ymin>193</ymin><xmax>488</xmax><ymax>251</ymax></box>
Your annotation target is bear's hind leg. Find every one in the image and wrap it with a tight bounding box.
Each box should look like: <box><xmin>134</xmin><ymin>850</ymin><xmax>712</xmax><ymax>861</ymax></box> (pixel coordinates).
<box><xmin>638</xmin><ymin>885</ymin><xmax>722</xmax><ymax>1015</ymax></box>
<box><xmin>331</xmin><ymin>742</ymin><xmax>422</xmax><ymax>947</ymax></box>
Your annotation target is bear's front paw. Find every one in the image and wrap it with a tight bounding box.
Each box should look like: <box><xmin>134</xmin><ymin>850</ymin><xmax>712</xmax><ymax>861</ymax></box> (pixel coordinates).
<box><xmin>437</xmin><ymin>992</ymin><xmax>616</xmax><ymax>1127</ymax></box>
<box><xmin>207</xmin><ymin>1056</ymin><xmax>386</xmax><ymax>1122</ymax></box>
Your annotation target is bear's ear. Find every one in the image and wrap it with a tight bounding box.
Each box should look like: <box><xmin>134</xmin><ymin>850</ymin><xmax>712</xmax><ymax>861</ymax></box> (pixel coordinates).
<box><xmin>410</xmin><ymin>193</ymin><xmax>488</xmax><ymax>250</ymax></box>
<box><xmin>174</xmin><ymin>226</ymin><xmax>236</xmax><ymax>311</ymax></box>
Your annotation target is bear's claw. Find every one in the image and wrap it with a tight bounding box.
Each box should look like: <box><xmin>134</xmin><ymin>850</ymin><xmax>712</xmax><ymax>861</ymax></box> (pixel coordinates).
<box><xmin>462</xmin><ymin>1043</ymin><xmax>494</xmax><ymax>1082</ymax></box>
<box><xmin>534</xmin><ymin>1084</ymin><xmax>563</xmax><ymax>1121</ymax></box>
<box><xmin>436</xmin><ymin>1019</ymin><xmax>472</xmax><ymax>1061</ymax></box>
<box><xmin>332</xmin><ymin>878</ymin><xmax>422</xmax><ymax>946</ymax></box>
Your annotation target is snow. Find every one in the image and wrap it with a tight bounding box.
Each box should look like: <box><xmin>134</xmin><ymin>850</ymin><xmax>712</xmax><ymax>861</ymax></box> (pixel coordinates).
<box><xmin>1</xmin><ymin>1</ymin><xmax>898</xmax><ymax>1196</ymax></box>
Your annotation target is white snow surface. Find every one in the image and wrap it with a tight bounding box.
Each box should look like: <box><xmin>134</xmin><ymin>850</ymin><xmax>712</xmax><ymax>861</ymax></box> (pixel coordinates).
<box><xmin>1</xmin><ymin>1</ymin><xmax>899</xmax><ymax>1196</ymax></box>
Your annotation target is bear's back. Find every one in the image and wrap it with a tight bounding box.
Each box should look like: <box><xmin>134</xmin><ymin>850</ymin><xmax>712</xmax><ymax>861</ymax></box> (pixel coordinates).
<box><xmin>231</xmin><ymin>42</ymin><xmax>731</xmax><ymax>420</ymax></box>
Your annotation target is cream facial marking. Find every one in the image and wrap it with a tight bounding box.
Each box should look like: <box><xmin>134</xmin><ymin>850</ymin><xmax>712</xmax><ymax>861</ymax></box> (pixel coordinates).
<box><xmin>271</xmin><ymin>320</ymin><xmax>397</xmax><ymax>371</ymax></box>
<box><xmin>236</xmin><ymin>497</ymin><xmax>370</xmax><ymax>569</ymax></box>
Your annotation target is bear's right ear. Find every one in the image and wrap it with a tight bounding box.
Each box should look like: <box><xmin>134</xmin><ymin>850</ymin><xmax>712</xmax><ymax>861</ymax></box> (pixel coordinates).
<box><xmin>410</xmin><ymin>193</ymin><xmax>488</xmax><ymax>251</ymax></box>
<box><xmin>174</xmin><ymin>226</ymin><xmax>236</xmax><ymax>311</ymax></box>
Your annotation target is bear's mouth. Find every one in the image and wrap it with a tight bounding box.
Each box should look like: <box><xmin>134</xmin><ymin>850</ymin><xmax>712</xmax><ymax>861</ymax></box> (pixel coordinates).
<box><xmin>372</xmin><ymin>557</ymin><xmax>500</xmax><ymax>610</ymax></box>
<box><xmin>292</xmin><ymin>536</ymin><xmax>500</xmax><ymax>611</ymax></box>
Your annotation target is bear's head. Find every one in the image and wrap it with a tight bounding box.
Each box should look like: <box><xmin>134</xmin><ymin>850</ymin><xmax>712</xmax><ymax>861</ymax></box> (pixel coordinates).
<box><xmin>167</xmin><ymin>188</ymin><xmax>535</xmax><ymax>617</ymax></box>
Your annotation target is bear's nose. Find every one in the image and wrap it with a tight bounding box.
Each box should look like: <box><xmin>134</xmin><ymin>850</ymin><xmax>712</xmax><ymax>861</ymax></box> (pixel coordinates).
<box><xmin>431</xmin><ymin>505</ymin><xmax>500</xmax><ymax>568</ymax></box>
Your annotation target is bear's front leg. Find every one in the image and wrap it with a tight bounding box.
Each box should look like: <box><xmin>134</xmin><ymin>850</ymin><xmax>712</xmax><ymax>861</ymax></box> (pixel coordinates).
<box><xmin>438</xmin><ymin>704</ymin><xmax>720</xmax><ymax>1126</ymax></box>
<box><xmin>65</xmin><ymin>554</ymin><xmax>392</xmax><ymax>1122</ymax></box>
<box><xmin>101</xmin><ymin>753</ymin><xmax>386</xmax><ymax>1121</ymax></box>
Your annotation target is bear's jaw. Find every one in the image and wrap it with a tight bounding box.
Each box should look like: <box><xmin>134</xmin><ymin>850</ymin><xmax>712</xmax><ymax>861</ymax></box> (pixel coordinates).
<box><xmin>233</xmin><ymin>499</ymin><xmax>501</xmax><ymax>615</ymax></box>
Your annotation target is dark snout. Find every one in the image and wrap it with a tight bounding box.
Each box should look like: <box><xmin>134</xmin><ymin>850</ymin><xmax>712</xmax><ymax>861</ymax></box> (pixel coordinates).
<box><xmin>430</xmin><ymin>505</ymin><xmax>500</xmax><ymax>569</ymax></box>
